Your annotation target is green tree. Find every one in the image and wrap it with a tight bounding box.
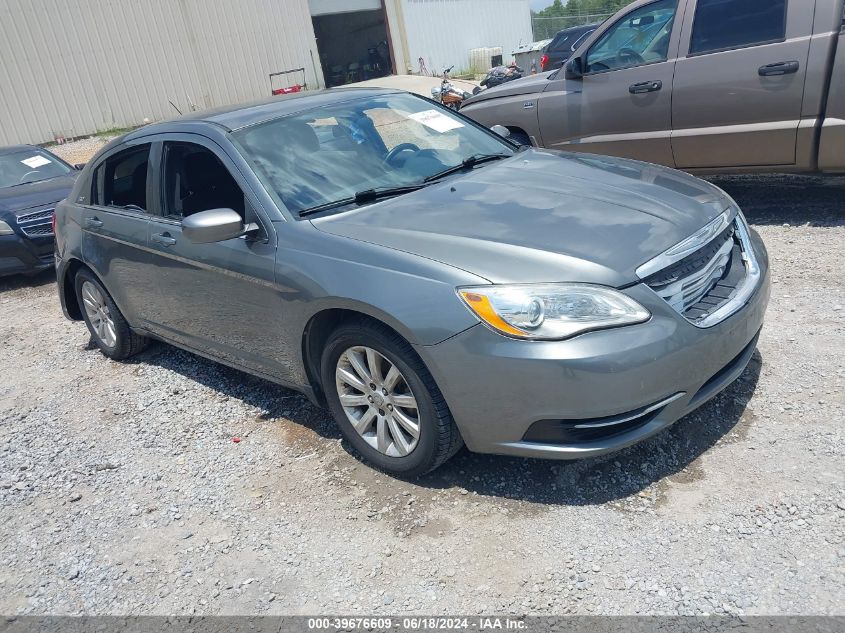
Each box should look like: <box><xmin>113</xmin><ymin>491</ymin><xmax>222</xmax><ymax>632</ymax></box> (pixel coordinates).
<box><xmin>531</xmin><ymin>0</ymin><xmax>632</xmax><ymax>39</ymax></box>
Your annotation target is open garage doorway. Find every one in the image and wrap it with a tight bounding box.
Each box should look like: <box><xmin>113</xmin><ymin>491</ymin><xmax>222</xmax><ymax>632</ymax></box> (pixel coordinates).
<box><xmin>310</xmin><ymin>0</ymin><xmax>393</xmax><ymax>88</ymax></box>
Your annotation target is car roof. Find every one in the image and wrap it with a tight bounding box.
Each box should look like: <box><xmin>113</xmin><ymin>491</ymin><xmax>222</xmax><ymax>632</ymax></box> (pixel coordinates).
<box><xmin>552</xmin><ymin>22</ymin><xmax>598</xmax><ymax>38</ymax></box>
<box><xmin>122</xmin><ymin>87</ymin><xmax>402</xmax><ymax>141</ymax></box>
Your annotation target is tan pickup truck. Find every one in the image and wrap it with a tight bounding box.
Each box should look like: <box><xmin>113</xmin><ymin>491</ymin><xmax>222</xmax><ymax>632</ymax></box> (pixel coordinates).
<box><xmin>462</xmin><ymin>0</ymin><xmax>845</xmax><ymax>174</ymax></box>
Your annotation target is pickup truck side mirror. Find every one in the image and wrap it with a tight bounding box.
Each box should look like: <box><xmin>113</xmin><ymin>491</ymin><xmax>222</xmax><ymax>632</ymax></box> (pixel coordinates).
<box><xmin>565</xmin><ymin>56</ymin><xmax>584</xmax><ymax>80</ymax></box>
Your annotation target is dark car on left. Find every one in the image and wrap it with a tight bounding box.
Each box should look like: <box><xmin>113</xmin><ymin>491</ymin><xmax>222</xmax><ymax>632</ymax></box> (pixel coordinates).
<box><xmin>0</xmin><ymin>145</ymin><xmax>79</xmax><ymax>276</ymax></box>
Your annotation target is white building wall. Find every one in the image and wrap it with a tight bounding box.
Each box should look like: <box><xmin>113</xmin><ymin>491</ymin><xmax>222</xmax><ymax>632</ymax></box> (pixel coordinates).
<box><xmin>399</xmin><ymin>0</ymin><xmax>533</xmax><ymax>75</ymax></box>
<box><xmin>0</xmin><ymin>0</ymin><xmax>324</xmax><ymax>145</ymax></box>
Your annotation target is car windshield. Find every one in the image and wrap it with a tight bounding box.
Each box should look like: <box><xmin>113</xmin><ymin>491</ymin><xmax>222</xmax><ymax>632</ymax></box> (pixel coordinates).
<box><xmin>0</xmin><ymin>148</ymin><xmax>72</xmax><ymax>189</ymax></box>
<box><xmin>232</xmin><ymin>93</ymin><xmax>514</xmax><ymax>216</ymax></box>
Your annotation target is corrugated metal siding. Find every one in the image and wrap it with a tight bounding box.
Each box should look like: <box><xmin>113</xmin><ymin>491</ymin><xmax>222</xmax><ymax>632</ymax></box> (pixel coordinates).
<box><xmin>400</xmin><ymin>0</ymin><xmax>532</xmax><ymax>74</ymax></box>
<box><xmin>0</xmin><ymin>0</ymin><xmax>324</xmax><ymax>145</ymax></box>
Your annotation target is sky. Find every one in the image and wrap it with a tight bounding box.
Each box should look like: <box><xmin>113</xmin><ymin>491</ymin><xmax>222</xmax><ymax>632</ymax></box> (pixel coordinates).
<box><xmin>530</xmin><ymin>0</ymin><xmax>555</xmax><ymax>10</ymax></box>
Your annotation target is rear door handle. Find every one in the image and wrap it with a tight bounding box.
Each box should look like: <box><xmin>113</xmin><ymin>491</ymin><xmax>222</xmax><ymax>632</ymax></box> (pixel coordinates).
<box><xmin>152</xmin><ymin>232</ymin><xmax>177</xmax><ymax>247</ymax></box>
<box><xmin>758</xmin><ymin>60</ymin><xmax>799</xmax><ymax>76</ymax></box>
<box><xmin>629</xmin><ymin>80</ymin><xmax>662</xmax><ymax>94</ymax></box>
<box><xmin>85</xmin><ymin>218</ymin><xmax>103</xmax><ymax>229</ymax></box>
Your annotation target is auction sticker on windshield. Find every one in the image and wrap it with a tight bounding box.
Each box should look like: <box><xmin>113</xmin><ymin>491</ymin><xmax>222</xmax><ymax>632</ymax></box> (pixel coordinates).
<box><xmin>21</xmin><ymin>155</ymin><xmax>52</xmax><ymax>169</ymax></box>
<box><xmin>408</xmin><ymin>109</ymin><xmax>464</xmax><ymax>133</ymax></box>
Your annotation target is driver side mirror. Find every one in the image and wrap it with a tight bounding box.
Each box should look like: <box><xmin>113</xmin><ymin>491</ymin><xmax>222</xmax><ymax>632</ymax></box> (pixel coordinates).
<box><xmin>182</xmin><ymin>208</ymin><xmax>245</xmax><ymax>244</ymax></box>
<box><xmin>565</xmin><ymin>56</ymin><xmax>584</xmax><ymax>79</ymax></box>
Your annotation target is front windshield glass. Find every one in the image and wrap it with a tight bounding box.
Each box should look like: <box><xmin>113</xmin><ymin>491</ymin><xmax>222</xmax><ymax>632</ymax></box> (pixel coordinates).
<box><xmin>232</xmin><ymin>93</ymin><xmax>514</xmax><ymax>215</ymax></box>
<box><xmin>0</xmin><ymin>148</ymin><xmax>72</xmax><ymax>188</ymax></box>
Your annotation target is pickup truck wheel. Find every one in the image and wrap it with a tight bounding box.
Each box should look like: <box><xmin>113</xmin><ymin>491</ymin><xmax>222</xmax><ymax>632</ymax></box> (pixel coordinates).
<box><xmin>321</xmin><ymin>321</ymin><xmax>463</xmax><ymax>477</ymax></box>
<box><xmin>74</xmin><ymin>269</ymin><xmax>148</xmax><ymax>360</ymax></box>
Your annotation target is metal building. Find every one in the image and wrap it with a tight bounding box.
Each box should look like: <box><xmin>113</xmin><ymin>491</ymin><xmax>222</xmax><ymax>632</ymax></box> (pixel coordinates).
<box><xmin>0</xmin><ymin>0</ymin><xmax>532</xmax><ymax>145</ymax></box>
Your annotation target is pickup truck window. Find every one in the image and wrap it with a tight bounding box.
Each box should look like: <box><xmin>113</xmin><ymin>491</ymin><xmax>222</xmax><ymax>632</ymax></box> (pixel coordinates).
<box><xmin>585</xmin><ymin>0</ymin><xmax>677</xmax><ymax>73</ymax></box>
<box><xmin>690</xmin><ymin>0</ymin><xmax>787</xmax><ymax>56</ymax></box>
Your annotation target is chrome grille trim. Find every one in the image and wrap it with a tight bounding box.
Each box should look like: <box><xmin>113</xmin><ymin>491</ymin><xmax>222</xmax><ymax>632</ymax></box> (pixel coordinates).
<box><xmin>651</xmin><ymin>235</ymin><xmax>734</xmax><ymax>313</ymax></box>
<box><xmin>636</xmin><ymin>208</ymin><xmax>736</xmax><ymax>279</ymax></box>
<box><xmin>16</xmin><ymin>207</ymin><xmax>55</xmax><ymax>238</ymax></box>
<box><xmin>695</xmin><ymin>214</ymin><xmax>761</xmax><ymax>328</ymax></box>
<box><xmin>640</xmin><ymin>209</ymin><xmax>762</xmax><ymax>328</ymax></box>
<box><xmin>16</xmin><ymin>207</ymin><xmax>54</xmax><ymax>222</ymax></box>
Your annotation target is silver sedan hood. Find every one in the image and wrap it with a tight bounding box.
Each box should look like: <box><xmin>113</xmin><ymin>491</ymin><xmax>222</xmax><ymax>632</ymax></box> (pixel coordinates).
<box><xmin>312</xmin><ymin>150</ymin><xmax>731</xmax><ymax>287</ymax></box>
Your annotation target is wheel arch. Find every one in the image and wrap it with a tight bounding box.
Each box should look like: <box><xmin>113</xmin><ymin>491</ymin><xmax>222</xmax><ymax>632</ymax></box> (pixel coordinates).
<box><xmin>506</xmin><ymin>126</ymin><xmax>533</xmax><ymax>146</ymax></box>
<box><xmin>301</xmin><ymin>307</ymin><xmax>423</xmax><ymax>406</ymax></box>
<box><xmin>61</xmin><ymin>258</ymin><xmax>88</xmax><ymax>320</ymax></box>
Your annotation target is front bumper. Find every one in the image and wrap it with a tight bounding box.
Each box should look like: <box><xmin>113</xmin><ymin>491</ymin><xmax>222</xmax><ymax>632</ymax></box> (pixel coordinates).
<box><xmin>0</xmin><ymin>233</ymin><xmax>54</xmax><ymax>276</ymax></box>
<box><xmin>418</xmin><ymin>231</ymin><xmax>770</xmax><ymax>460</ymax></box>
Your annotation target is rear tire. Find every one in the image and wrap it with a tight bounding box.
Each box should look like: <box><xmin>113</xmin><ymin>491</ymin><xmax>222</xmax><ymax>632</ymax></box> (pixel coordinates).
<box><xmin>320</xmin><ymin>319</ymin><xmax>463</xmax><ymax>477</ymax></box>
<box><xmin>74</xmin><ymin>269</ymin><xmax>148</xmax><ymax>360</ymax></box>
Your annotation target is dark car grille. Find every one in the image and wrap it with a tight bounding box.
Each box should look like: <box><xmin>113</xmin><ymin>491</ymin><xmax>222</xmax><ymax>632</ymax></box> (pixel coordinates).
<box><xmin>643</xmin><ymin>219</ymin><xmax>746</xmax><ymax>325</ymax></box>
<box><xmin>15</xmin><ymin>207</ymin><xmax>54</xmax><ymax>238</ymax></box>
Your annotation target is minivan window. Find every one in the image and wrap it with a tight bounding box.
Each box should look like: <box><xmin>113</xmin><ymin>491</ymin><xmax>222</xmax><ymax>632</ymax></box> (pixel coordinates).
<box><xmin>689</xmin><ymin>0</ymin><xmax>787</xmax><ymax>56</ymax></box>
<box><xmin>585</xmin><ymin>0</ymin><xmax>678</xmax><ymax>73</ymax></box>
<box><xmin>94</xmin><ymin>145</ymin><xmax>151</xmax><ymax>210</ymax></box>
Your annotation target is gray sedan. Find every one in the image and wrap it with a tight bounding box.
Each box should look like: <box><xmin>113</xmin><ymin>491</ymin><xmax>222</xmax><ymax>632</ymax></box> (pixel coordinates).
<box><xmin>55</xmin><ymin>88</ymin><xmax>770</xmax><ymax>476</ymax></box>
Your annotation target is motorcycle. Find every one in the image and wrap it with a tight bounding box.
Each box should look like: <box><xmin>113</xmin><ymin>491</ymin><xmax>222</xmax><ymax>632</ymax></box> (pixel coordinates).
<box><xmin>430</xmin><ymin>65</ymin><xmax>479</xmax><ymax>111</ymax></box>
<box><xmin>479</xmin><ymin>62</ymin><xmax>524</xmax><ymax>90</ymax></box>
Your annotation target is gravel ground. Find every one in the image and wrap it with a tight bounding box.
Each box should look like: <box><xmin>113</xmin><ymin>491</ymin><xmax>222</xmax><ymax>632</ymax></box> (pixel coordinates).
<box><xmin>46</xmin><ymin>135</ymin><xmax>117</xmax><ymax>166</ymax></box>
<box><xmin>0</xmin><ymin>174</ymin><xmax>843</xmax><ymax>616</ymax></box>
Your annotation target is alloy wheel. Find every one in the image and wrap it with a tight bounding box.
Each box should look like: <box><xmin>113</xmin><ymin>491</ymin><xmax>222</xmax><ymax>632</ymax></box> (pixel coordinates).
<box><xmin>81</xmin><ymin>280</ymin><xmax>117</xmax><ymax>348</ymax></box>
<box><xmin>335</xmin><ymin>346</ymin><xmax>421</xmax><ymax>457</ymax></box>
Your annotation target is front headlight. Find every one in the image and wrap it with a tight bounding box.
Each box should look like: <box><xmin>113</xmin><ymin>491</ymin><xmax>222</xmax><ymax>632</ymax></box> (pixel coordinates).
<box><xmin>458</xmin><ymin>283</ymin><xmax>650</xmax><ymax>340</ymax></box>
<box><xmin>0</xmin><ymin>220</ymin><xmax>15</xmax><ymax>236</ymax></box>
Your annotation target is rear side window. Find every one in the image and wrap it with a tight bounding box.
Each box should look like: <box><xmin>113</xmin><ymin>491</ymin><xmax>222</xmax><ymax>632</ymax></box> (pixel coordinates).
<box><xmin>93</xmin><ymin>145</ymin><xmax>151</xmax><ymax>210</ymax></box>
<box><xmin>690</xmin><ymin>0</ymin><xmax>787</xmax><ymax>56</ymax></box>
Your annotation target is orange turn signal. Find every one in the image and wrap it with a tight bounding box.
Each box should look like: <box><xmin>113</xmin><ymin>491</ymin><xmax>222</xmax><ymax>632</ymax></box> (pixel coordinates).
<box><xmin>459</xmin><ymin>291</ymin><xmax>527</xmax><ymax>337</ymax></box>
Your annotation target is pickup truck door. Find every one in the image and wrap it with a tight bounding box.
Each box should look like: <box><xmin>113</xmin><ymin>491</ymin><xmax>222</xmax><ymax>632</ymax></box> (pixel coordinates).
<box><xmin>671</xmin><ymin>0</ymin><xmax>813</xmax><ymax>169</ymax></box>
<box><xmin>536</xmin><ymin>0</ymin><xmax>685</xmax><ymax>167</ymax></box>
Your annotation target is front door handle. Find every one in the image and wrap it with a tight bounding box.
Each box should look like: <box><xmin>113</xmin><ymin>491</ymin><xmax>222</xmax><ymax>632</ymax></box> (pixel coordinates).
<box><xmin>85</xmin><ymin>218</ymin><xmax>103</xmax><ymax>229</ymax></box>
<box><xmin>629</xmin><ymin>80</ymin><xmax>662</xmax><ymax>94</ymax></box>
<box><xmin>152</xmin><ymin>232</ymin><xmax>177</xmax><ymax>247</ymax></box>
<box><xmin>758</xmin><ymin>60</ymin><xmax>799</xmax><ymax>76</ymax></box>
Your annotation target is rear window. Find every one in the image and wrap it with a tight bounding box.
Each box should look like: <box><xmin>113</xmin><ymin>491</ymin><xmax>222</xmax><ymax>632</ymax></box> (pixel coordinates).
<box><xmin>690</xmin><ymin>0</ymin><xmax>787</xmax><ymax>55</ymax></box>
<box><xmin>549</xmin><ymin>31</ymin><xmax>576</xmax><ymax>51</ymax></box>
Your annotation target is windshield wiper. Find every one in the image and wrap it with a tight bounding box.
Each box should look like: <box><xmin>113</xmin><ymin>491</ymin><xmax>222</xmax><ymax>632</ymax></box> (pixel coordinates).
<box><xmin>423</xmin><ymin>153</ymin><xmax>510</xmax><ymax>183</ymax></box>
<box><xmin>299</xmin><ymin>184</ymin><xmax>427</xmax><ymax>218</ymax></box>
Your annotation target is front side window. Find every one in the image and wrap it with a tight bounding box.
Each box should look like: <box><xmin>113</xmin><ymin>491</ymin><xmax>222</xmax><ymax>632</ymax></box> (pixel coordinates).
<box><xmin>0</xmin><ymin>148</ymin><xmax>72</xmax><ymax>189</ymax></box>
<box><xmin>585</xmin><ymin>0</ymin><xmax>678</xmax><ymax>73</ymax></box>
<box><xmin>233</xmin><ymin>93</ymin><xmax>513</xmax><ymax>216</ymax></box>
<box><xmin>94</xmin><ymin>144</ymin><xmax>150</xmax><ymax>210</ymax></box>
<box><xmin>690</xmin><ymin>0</ymin><xmax>787</xmax><ymax>56</ymax></box>
<box><xmin>161</xmin><ymin>143</ymin><xmax>246</xmax><ymax>220</ymax></box>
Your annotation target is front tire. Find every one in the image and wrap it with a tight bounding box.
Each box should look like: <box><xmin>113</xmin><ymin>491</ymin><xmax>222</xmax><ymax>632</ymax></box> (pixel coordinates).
<box><xmin>74</xmin><ymin>269</ymin><xmax>148</xmax><ymax>360</ymax></box>
<box><xmin>320</xmin><ymin>320</ymin><xmax>463</xmax><ymax>477</ymax></box>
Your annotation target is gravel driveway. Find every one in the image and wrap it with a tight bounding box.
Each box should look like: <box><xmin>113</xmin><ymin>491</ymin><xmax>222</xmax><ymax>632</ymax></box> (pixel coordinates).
<box><xmin>0</xmin><ymin>175</ymin><xmax>843</xmax><ymax>616</ymax></box>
